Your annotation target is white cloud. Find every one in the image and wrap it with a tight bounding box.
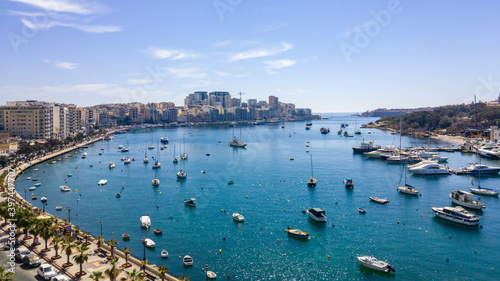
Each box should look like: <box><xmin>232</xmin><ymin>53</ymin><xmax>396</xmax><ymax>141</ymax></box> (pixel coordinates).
<box><xmin>10</xmin><ymin>0</ymin><xmax>101</xmax><ymax>15</ymax></box>
<box><xmin>228</xmin><ymin>42</ymin><xmax>293</xmax><ymax>62</ymax></box>
<box><xmin>148</xmin><ymin>47</ymin><xmax>199</xmax><ymax>60</ymax></box>
<box><xmin>263</xmin><ymin>59</ymin><xmax>296</xmax><ymax>74</ymax></box>
<box><xmin>21</xmin><ymin>18</ymin><xmax>121</xmax><ymax>33</ymax></box>
<box><xmin>55</xmin><ymin>61</ymin><xmax>78</xmax><ymax>70</ymax></box>
<box><xmin>213</xmin><ymin>39</ymin><xmax>259</xmax><ymax>48</ymax></box>
<box><xmin>163</xmin><ymin>67</ymin><xmax>207</xmax><ymax>79</ymax></box>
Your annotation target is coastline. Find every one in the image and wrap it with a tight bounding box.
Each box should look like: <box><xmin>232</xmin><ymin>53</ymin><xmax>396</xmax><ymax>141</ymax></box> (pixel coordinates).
<box><xmin>430</xmin><ymin>134</ymin><xmax>467</xmax><ymax>146</ymax></box>
<box><xmin>1</xmin><ymin>133</ymin><xmax>178</xmax><ymax>281</ymax></box>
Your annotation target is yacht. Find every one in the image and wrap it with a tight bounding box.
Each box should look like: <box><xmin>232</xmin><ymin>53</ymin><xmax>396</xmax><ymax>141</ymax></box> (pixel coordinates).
<box><xmin>449</xmin><ymin>190</ymin><xmax>484</xmax><ymax>210</ymax></box>
<box><xmin>152</xmin><ymin>178</ymin><xmax>160</xmax><ymax>187</ymax></box>
<box><xmin>60</xmin><ymin>185</ymin><xmax>71</xmax><ymax>192</ymax></box>
<box><xmin>478</xmin><ymin>144</ymin><xmax>500</xmax><ymax>159</ymax></box>
<box><xmin>397</xmin><ymin>184</ymin><xmax>419</xmax><ymax>195</ymax></box>
<box><xmin>140</xmin><ymin>215</ymin><xmax>151</xmax><ymax>228</ymax></box>
<box><xmin>183</xmin><ymin>255</ymin><xmax>193</xmax><ymax>266</ymax></box>
<box><xmin>431</xmin><ymin>206</ymin><xmax>480</xmax><ymax>226</ymax></box>
<box><xmin>460</xmin><ymin>163</ymin><xmax>500</xmax><ymax>174</ymax></box>
<box><xmin>184</xmin><ymin>198</ymin><xmax>196</xmax><ymax>207</ymax></box>
<box><xmin>357</xmin><ymin>256</ymin><xmax>394</xmax><ymax>273</ymax></box>
<box><xmin>144</xmin><ymin>238</ymin><xmax>155</xmax><ymax>248</ymax></box>
<box><xmin>352</xmin><ymin>140</ymin><xmax>381</xmax><ymax>153</ymax></box>
<box><xmin>229</xmin><ymin>138</ymin><xmax>246</xmax><ymax>148</ymax></box>
<box><xmin>370</xmin><ymin>197</ymin><xmax>389</xmax><ymax>204</ymax></box>
<box><xmin>363</xmin><ymin>146</ymin><xmax>398</xmax><ymax>158</ymax></box>
<box><xmin>469</xmin><ymin>187</ymin><xmax>499</xmax><ymax>196</ymax></box>
<box><xmin>428</xmin><ymin>154</ymin><xmax>448</xmax><ymax>162</ymax></box>
<box><xmin>307</xmin><ymin>208</ymin><xmax>327</xmax><ymax>222</ymax></box>
<box><xmin>160</xmin><ymin>137</ymin><xmax>169</xmax><ymax>144</ymax></box>
<box><xmin>408</xmin><ymin>162</ymin><xmax>450</xmax><ymax>175</ymax></box>
<box><xmin>148</xmin><ymin>145</ymin><xmax>154</xmax><ymax>150</ymax></box>
<box><xmin>232</xmin><ymin>213</ymin><xmax>245</xmax><ymax>222</ymax></box>
<box><xmin>177</xmin><ymin>170</ymin><xmax>187</xmax><ymax>180</ymax></box>
<box><xmin>307</xmin><ymin>155</ymin><xmax>317</xmax><ymax>187</ymax></box>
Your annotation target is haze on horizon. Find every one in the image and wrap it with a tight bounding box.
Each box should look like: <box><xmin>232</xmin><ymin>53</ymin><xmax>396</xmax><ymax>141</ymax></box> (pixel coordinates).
<box><xmin>1</xmin><ymin>0</ymin><xmax>500</xmax><ymax>113</ymax></box>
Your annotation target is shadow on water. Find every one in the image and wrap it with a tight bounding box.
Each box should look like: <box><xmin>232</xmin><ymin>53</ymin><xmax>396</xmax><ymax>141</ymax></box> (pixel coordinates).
<box><xmin>358</xmin><ymin>264</ymin><xmax>396</xmax><ymax>278</ymax></box>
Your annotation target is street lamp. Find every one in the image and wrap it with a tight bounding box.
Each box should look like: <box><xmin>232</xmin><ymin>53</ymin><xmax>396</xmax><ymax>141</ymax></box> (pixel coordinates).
<box><xmin>66</xmin><ymin>207</ymin><xmax>71</xmax><ymax>222</ymax></box>
<box><xmin>141</xmin><ymin>237</ymin><xmax>146</xmax><ymax>261</ymax></box>
<box><xmin>42</xmin><ymin>202</ymin><xmax>47</xmax><ymax>213</ymax></box>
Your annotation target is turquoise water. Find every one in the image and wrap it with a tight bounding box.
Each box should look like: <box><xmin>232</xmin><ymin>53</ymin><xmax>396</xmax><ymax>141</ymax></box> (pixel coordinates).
<box><xmin>16</xmin><ymin>114</ymin><xmax>500</xmax><ymax>280</ymax></box>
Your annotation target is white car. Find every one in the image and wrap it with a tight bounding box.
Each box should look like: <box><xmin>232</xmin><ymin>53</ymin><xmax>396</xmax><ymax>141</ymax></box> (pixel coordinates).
<box><xmin>37</xmin><ymin>264</ymin><xmax>57</xmax><ymax>280</ymax></box>
<box><xmin>51</xmin><ymin>275</ymin><xmax>69</xmax><ymax>281</ymax></box>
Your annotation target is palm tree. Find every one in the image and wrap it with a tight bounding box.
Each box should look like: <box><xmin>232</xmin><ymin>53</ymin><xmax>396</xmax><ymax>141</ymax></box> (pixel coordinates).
<box><xmin>89</xmin><ymin>270</ymin><xmax>104</xmax><ymax>281</ymax></box>
<box><xmin>158</xmin><ymin>265</ymin><xmax>168</xmax><ymax>281</ymax></box>
<box><xmin>73</xmin><ymin>244</ymin><xmax>90</xmax><ymax>276</ymax></box>
<box><xmin>106</xmin><ymin>238</ymin><xmax>119</xmax><ymax>281</ymax></box>
<box><xmin>179</xmin><ymin>275</ymin><xmax>190</xmax><ymax>281</ymax></box>
<box><xmin>96</xmin><ymin>236</ymin><xmax>104</xmax><ymax>252</ymax></box>
<box><xmin>61</xmin><ymin>238</ymin><xmax>75</xmax><ymax>267</ymax></box>
<box><xmin>83</xmin><ymin>231</ymin><xmax>91</xmax><ymax>245</ymax></box>
<box><xmin>50</xmin><ymin>237</ymin><xmax>62</xmax><ymax>259</ymax></box>
<box><xmin>40</xmin><ymin>218</ymin><xmax>54</xmax><ymax>252</ymax></box>
<box><xmin>125</xmin><ymin>268</ymin><xmax>141</xmax><ymax>280</ymax></box>
<box><xmin>16</xmin><ymin>208</ymin><xmax>34</xmax><ymax>238</ymax></box>
<box><xmin>140</xmin><ymin>260</ymin><xmax>148</xmax><ymax>273</ymax></box>
<box><xmin>122</xmin><ymin>247</ymin><xmax>131</xmax><ymax>267</ymax></box>
<box><xmin>73</xmin><ymin>225</ymin><xmax>81</xmax><ymax>240</ymax></box>
<box><xmin>28</xmin><ymin>217</ymin><xmax>42</xmax><ymax>245</ymax></box>
<box><xmin>0</xmin><ymin>265</ymin><xmax>15</xmax><ymax>281</ymax></box>
<box><xmin>104</xmin><ymin>258</ymin><xmax>120</xmax><ymax>281</ymax></box>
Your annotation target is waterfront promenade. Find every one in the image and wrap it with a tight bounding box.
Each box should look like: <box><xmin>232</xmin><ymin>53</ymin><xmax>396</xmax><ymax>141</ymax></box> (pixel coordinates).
<box><xmin>1</xmin><ymin>134</ymin><xmax>179</xmax><ymax>281</ymax></box>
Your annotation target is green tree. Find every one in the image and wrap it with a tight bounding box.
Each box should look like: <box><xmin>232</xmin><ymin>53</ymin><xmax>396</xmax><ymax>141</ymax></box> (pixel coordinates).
<box><xmin>122</xmin><ymin>247</ymin><xmax>131</xmax><ymax>267</ymax></box>
<box><xmin>50</xmin><ymin>237</ymin><xmax>62</xmax><ymax>258</ymax></box>
<box><xmin>61</xmin><ymin>238</ymin><xmax>76</xmax><ymax>266</ymax></box>
<box><xmin>104</xmin><ymin>259</ymin><xmax>120</xmax><ymax>281</ymax></box>
<box><xmin>89</xmin><ymin>271</ymin><xmax>105</xmax><ymax>281</ymax></box>
<box><xmin>40</xmin><ymin>218</ymin><xmax>54</xmax><ymax>252</ymax></box>
<box><xmin>0</xmin><ymin>265</ymin><xmax>15</xmax><ymax>281</ymax></box>
<box><xmin>73</xmin><ymin>244</ymin><xmax>90</xmax><ymax>276</ymax></box>
<box><xmin>158</xmin><ymin>265</ymin><xmax>168</xmax><ymax>281</ymax></box>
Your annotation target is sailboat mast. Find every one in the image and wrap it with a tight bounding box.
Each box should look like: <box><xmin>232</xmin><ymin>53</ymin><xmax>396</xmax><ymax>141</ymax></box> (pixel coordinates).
<box><xmin>310</xmin><ymin>154</ymin><xmax>314</xmax><ymax>177</ymax></box>
<box><xmin>399</xmin><ymin>117</ymin><xmax>402</xmax><ymax>157</ymax></box>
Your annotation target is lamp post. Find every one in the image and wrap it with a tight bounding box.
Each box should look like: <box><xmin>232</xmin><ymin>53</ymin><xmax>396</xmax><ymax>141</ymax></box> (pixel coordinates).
<box><xmin>141</xmin><ymin>237</ymin><xmax>146</xmax><ymax>261</ymax></box>
<box><xmin>66</xmin><ymin>207</ymin><xmax>71</xmax><ymax>222</ymax></box>
<box><xmin>42</xmin><ymin>202</ymin><xmax>47</xmax><ymax>213</ymax></box>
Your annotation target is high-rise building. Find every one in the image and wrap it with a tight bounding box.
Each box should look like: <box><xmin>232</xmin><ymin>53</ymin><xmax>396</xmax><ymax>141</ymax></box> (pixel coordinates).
<box><xmin>209</xmin><ymin>91</ymin><xmax>231</xmax><ymax>108</ymax></box>
<box><xmin>269</xmin><ymin>96</ymin><xmax>278</xmax><ymax>109</ymax></box>
<box><xmin>0</xmin><ymin>104</ymin><xmax>51</xmax><ymax>139</ymax></box>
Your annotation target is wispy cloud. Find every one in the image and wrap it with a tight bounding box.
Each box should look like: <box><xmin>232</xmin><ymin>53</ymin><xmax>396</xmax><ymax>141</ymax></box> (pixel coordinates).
<box><xmin>227</xmin><ymin>42</ymin><xmax>293</xmax><ymax>62</ymax></box>
<box><xmin>55</xmin><ymin>61</ymin><xmax>78</xmax><ymax>70</ymax></box>
<box><xmin>263</xmin><ymin>59</ymin><xmax>296</xmax><ymax>74</ymax></box>
<box><xmin>9</xmin><ymin>0</ymin><xmax>120</xmax><ymax>33</ymax></box>
<box><xmin>148</xmin><ymin>47</ymin><xmax>199</xmax><ymax>60</ymax></box>
<box><xmin>259</xmin><ymin>21</ymin><xmax>288</xmax><ymax>33</ymax></box>
<box><xmin>9</xmin><ymin>0</ymin><xmax>102</xmax><ymax>15</ymax></box>
<box><xmin>163</xmin><ymin>67</ymin><xmax>207</xmax><ymax>79</ymax></box>
<box><xmin>213</xmin><ymin>39</ymin><xmax>259</xmax><ymax>48</ymax></box>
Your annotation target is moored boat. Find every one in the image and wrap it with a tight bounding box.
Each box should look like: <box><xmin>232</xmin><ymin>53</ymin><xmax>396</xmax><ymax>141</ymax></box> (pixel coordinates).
<box><xmin>449</xmin><ymin>190</ymin><xmax>484</xmax><ymax>210</ymax></box>
<box><xmin>357</xmin><ymin>256</ymin><xmax>394</xmax><ymax>273</ymax></box>
<box><xmin>398</xmin><ymin>184</ymin><xmax>419</xmax><ymax>195</ymax></box>
<box><xmin>109</xmin><ymin>162</ymin><xmax>115</xmax><ymax>169</ymax></box>
<box><xmin>344</xmin><ymin>178</ymin><xmax>354</xmax><ymax>188</ymax></box>
<box><xmin>286</xmin><ymin>227</ymin><xmax>310</xmax><ymax>239</ymax></box>
<box><xmin>320</xmin><ymin>127</ymin><xmax>330</xmax><ymax>134</ymax></box>
<box><xmin>370</xmin><ymin>197</ymin><xmax>389</xmax><ymax>204</ymax></box>
<box><xmin>154</xmin><ymin>229</ymin><xmax>163</xmax><ymax>235</ymax></box>
<box><xmin>307</xmin><ymin>208</ymin><xmax>327</xmax><ymax>222</ymax></box>
<box><xmin>122</xmin><ymin>233</ymin><xmax>130</xmax><ymax>240</ymax></box>
<box><xmin>431</xmin><ymin>206</ymin><xmax>480</xmax><ymax>226</ymax></box>
<box><xmin>140</xmin><ymin>215</ymin><xmax>151</xmax><ymax>228</ymax></box>
<box><xmin>98</xmin><ymin>179</ymin><xmax>107</xmax><ymax>185</ymax></box>
<box><xmin>232</xmin><ymin>213</ymin><xmax>245</xmax><ymax>222</ymax></box>
<box><xmin>469</xmin><ymin>187</ymin><xmax>499</xmax><ymax>196</ymax></box>
<box><xmin>183</xmin><ymin>255</ymin><xmax>193</xmax><ymax>266</ymax></box>
<box><xmin>352</xmin><ymin>139</ymin><xmax>381</xmax><ymax>153</ymax></box>
<box><xmin>358</xmin><ymin>208</ymin><xmax>366</xmax><ymax>214</ymax></box>
<box><xmin>144</xmin><ymin>238</ymin><xmax>155</xmax><ymax>248</ymax></box>
<box><xmin>60</xmin><ymin>185</ymin><xmax>71</xmax><ymax>192</ymax></box>
<box><xmin>40</xmin><ymin>197</ymin><xmax>47</xmax><ymax>203</ymax></box>
<box><xmin>184</xmin><ymin>198</ymin><xmax>196</xmax><ymax>207</ymax></box>
<box><xmin>206</xmin><ymin>271</ymin><xmax>217</xmax><ymax>279</ymax></box>
<box><xmin>161</xmin><ymin>249</ymin><xmax>168</xmax><ymax>258</ymax></box>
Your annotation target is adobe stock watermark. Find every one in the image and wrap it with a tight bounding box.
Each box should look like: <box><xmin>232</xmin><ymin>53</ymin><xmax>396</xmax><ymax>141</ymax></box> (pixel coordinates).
<box><xmin>4</xmin><ymin>168</ymin><xmax>18</xmax><ymax>274</ymax></box>
<box><xmin>112</xmin><ymin>64</ymin><xmax>168</xmax><ymax>105</ymax></box>
<box><xmin>466</xmin><ymin>74</ymin><xmax>500</xmax><ymax>104</ymax></box>
<box><xmin>213</xmin><ymin>0</ymin><xmax>244</xmax><ymax>21</ymax></box>
<box><xmin>340</xmin><ymin>0</ymin><xmax>403</xmax><ymax>63</ymax></box>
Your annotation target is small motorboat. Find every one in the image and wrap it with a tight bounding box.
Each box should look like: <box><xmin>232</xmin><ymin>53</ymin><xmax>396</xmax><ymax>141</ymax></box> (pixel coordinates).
<box><xmin>26</xmin><ymin>177</ymin><xmax>31</xmax><ymax>180</ymax></box>
<box><xmin>154</xmin><ymin>229</ymin><xmax>163</xmax><ymax>235</ymax></box>
<box><xmin>98</xmin><ymin>179</ymin><xmax>108</xmax><ymax>185</ymax></box>
<box><xmin>140</xmin><ymin>215</ymin><xmax>151</xmax><ymax>228</ymax></box>
<box><xmin>370</xmin><ymin>197</ymin><xmax>389</xmax><ymax>204</ymax></box>
<box><xmin>32</xmin><ymin>196</ymin><xmax>38</xmax><ymax>200</ymax></box>
<box><xmin>34</xmin><ymin>183</ymin><xmax>41</xmax><ymax>187</ymax></box>
<box><xmin>431</xmin><ymin>206</ymin><xmax>480</xmax><ymax>226</ymax></box>
<box><xmin>122</xmin><ymin>233</ymin><xmax>130</xmax><ymax>240</ymax></box>
<box><xmin>56</xmin><ymin>206</ymin><xmax>62</xmax><ymax>211</ymax></box>
<box><xmin>60</xmin><ymin>185</ymin><xmax>71</xmax><ymax>192</ymax></box>
<box><xmin>358</xmin><ymin>208</ymin><xmax>366</xmax><ymax>214</ymax></box>
<box><xmin>116</xmin><ymin>193</ymin><xmax>121</xmax><ymax>198</ymax></box>
<box><xmin>201</xmin><ymin>170</ymin><xmax>206</xmax><ymax>173</ymax></box>
<box><xmin>344</xmin><ymin>178</ymin><xmax>354</xmax><ymax>188</ymax></box>
<box><xmin>29</xmin><ymin>186</ymin><xmax>36</xmax><ymax>191</ymax></box>
<box><xmin>32</xmin><ymin>178</ymin><xmax>39</xmax><ymax>181</ymax></box>
<box><xmin>286</xmin><ymin>227</ymin><xmax>310</xmax><ymax>239</ymax></box>
<box><xmin>184</xmin><ymin>198</ymin><xmax>196</xmax><ymax>207</ymax></box>
<box><xmin>232</xmin><ymin>213</ymin><xmax>245</xmax><ymax>222</ymax></box>
<box><xmin>307</xmin><ymin>208</ymin><xmax>327</xmax><ymax>222</ymax></box>
<box><xmin>357</xmin><ymin>256</ymin><xmax>394</xmax><ymax>273</ymax></box>
<box><xmin>161</xmin><ymin>249</ymin><xmax>168</xmax><ymax>258</ymax></box>
<box><xmin>206</xmin><ymin>271</ymin><xmax>217</xmax><ymax>279</ymax></box>
<box><xmin>183</xmin><ymin>255</ymin><xmax>193</xmax><ymax>266</ymax></box>
<box><xmin>67</xmin><ymin>173</ymin><xmax>72</xmax><ymax>177</ymax></box>
<box><xmin>40</xmin><ymin>197</ymin><xmax>47</xmax><ymax>203</ymax></box>
<box><xmin>109</xmin><ymin>162</ymin><xmax>115</xmax><ymax>169</ymax></box>
<box><xmin>227</xmin><ymin>181</ymin><xmax>234</xmax><ymax>185</ymax></box>
<box><xmin>449</xmin><ymin>190</ymin><xmax>484</xmax><ymax>210</ymax></box>
<box><xmin>144</xmin><ymin>238</ymin><xmax>155</xmax><ymax>248</ymax></box>
<box><xmin>206</xmin><ymin>153</ymin><xmax>210</xmax><ymax>156</ymax></box>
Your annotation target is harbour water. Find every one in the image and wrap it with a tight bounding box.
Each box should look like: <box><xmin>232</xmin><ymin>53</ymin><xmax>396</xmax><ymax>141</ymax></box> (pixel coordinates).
<box><xmin>16</xmin><ymin>113</ymin><xmax>500</xmax><ymax>280</ymax></box>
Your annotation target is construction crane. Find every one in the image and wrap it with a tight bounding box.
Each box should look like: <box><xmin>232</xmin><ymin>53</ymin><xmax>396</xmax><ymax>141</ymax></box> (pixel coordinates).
<box><xmin>237</xmin><ymin>91</ymin><xmax>246</xmax><ymax>105</ymax></box>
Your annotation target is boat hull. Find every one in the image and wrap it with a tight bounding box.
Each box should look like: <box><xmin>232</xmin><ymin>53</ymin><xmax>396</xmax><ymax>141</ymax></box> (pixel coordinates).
<box><xmin>449</xmin><ymin>195</ymin><xmax>484</xmax><ymax>210</ymax></box>
<box><xmin>397</xmin><ymin>186</ymin><xmax>418</xmax><ymax>195</ymax></box>
<box><xmin>357</xmin><ymin>256</ymin><xmax>391</xmax><ymax>273</ymax></box>
<box><xmin>469</xmin><ymin>188</ymin><xmax>499</xmax><ymax>196</ymax></box>
<box><xmin>307</xmin><ymin>210</ymin><xmax>326</xmax><ymax>222</ymax></box>
<box><xmin>431</xmin><ymin>207</ymin><xmax>479</xmax><ymax>226</ymax></box>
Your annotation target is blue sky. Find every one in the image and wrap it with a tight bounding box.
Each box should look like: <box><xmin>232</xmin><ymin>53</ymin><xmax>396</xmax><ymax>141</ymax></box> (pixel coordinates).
<box><xmin>1</xmin><ymin>0</ymin><xmax>500</xmax><ymax>112</ymax></box>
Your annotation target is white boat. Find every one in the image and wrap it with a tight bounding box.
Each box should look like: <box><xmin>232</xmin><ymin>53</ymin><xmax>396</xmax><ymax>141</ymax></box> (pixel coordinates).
<box><xmin>184</xmin><ymin>198</ymin><xmax>196</xmax><ymax>207</ymax></box>
<box><xmin>161</xmin><ymin>249</ymin><xmax>168</xmax><ymax>258</ymax></box>
<box><xmin>307</xmin><ymin>155</ymin><xmax>316</xmax><ymax>187</ymax></box>
<box><xmin>431</xmin><ymin>206</ymin><xmax>480</xmax><ymax>226</ymax></box>
<box><xmin>34</xmin><ymin>183</ymin><xmax>41</xmax><ymax>187</ymax></box>
<box><xmin>56</xmin><ymin>206</ymin><xmax>62</xmax><ymax>211</ymax></box>
<box><xmin>461</xmin><ymin>163</ymin><xmax>500</xmax><ymax>174</ymax></box>
<box><xmin>469</xmin><ymin>187</ymin><xmax>499</xmax><ymax>196</ymax></box>
<box><xmin>124</xmin><ymin>158</ymin><xmax>131</xmax><ymax>164</ymax></box>
<box><xmin>183</xmin><ymin>255</ymin><xmax>193</xmax><ymax>266</ymax></box>
<box><xmin>357</xmin><ymin>256</ymin><xmax>394</xmax><ymax>273</ymax></box>
<box><xmin>352</xmin><ymin>139</ymin><xmax>381</xmax><ymax>153</ymax></box>
<box><xmin>81</xmin><ymin>152</ymin><xmax>87</xmax><ymax>159</ymax></box>
<box><xmin>40</xmin><ymin>197</ymin><xmax>47</xmax><ymax>203</ymax></box>
<box><xmin>148</xmin><ymin>145</ymin><xmax>154</xmax><ymax>150</ymax></box>
<box><xmin>152</xmin><ymin>178</ymin><xmax>160</xmax><ymax>187</ymax></box>
<box><xmin>29</xmin><ymin>186</ymin><xmax>36</xmax><ymax>191</ymax></box>
<box><xmin>408</xmin><ymin>162</ymin><xmax>450</xmax><ymax>175</ymax></box>
<box><xmin>307</xmin><ymin>208</ymin><xmax>327</xmax><ymax>222</ymax></box>
<box><xmin>143</xmin><ymin>157</ymin><xmax>149</xmax><ymax>163</ymax></box>
<box><xmin>60</xmin><ymin>185</ymin><xmax>71</xmax><ymax>192</ymax></box>
<box><xmin>428</xmin><ymin>154</ymin><xmax>448</xmax><ymax>162</ymax></box>
<box><xmin>398</xmin><ymin>184</ymin><xmax>419</xmax><ymax>195</ymax></box>
<box><xmin>363</xmin><ymin>146</ymin><xmax>398</xmax><ymax>158</ymax></box>
<box><xmin>140</xmin><ymin>215</ymin><xmax>151</xmax><ymax>228</ymax></box>
<box><xmin>144</xmin><ymin>238</ymin><xmax>155</xmax><ymax>248</ymax></box>
<box><xmin>98</xmin><ymin>179</ymin><xmax>107</xmax><ymax>185</ymax></box>
<box><xmin>26</xmin><ymin>177</ymin><xmax>31</xmax><ymax>180</ymax></box>
<box><xmin>228</xmin><ymin>138</ymin><xmax>246</xmax><ymax>147</ymax></box>
<box><xmin>206</xmin><ymin>271</ymin><xmax>217</xmax><ymax>279</ymax></box>
<box><xmin>232</xmin><ymin>213</ymin><xmax>245</xmax><ymax>222</ymax></box>
<box><xmin>118</xmin><ymin>145</ymin><xmax>124</xmax><ymax>149</ymax></box>
<box><xmin>177</xmin><ymin>170</ymin><xmax>187</xmax><ymax>180</ymax></box>
<box><xmin>152</xmin><ymin>162</ymin><xmax>161</xmax><ymax>169</ymax></box>
<box><xmin>449</xmin><ymin>190</ymin><xmax>484</xmax><ymax>210</ymax></box>
<box><xmin>109</xmin><ymin>162</ymin><xmax>115</xmax><ymax>169</ymax></box>
<box><xmin>370</xmin><ymin>197</ymin><xmax>389</xmax><ymax>204</ymax></box>
<box><xmin>160</xmin><ymin>137</ymin><xmax>169</xmax><ymax>144</ymax></box>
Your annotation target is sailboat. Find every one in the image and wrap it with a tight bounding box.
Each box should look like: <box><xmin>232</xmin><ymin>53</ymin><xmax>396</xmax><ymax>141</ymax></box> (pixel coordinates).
<box><xmin>354</xmin><ymin>120</ymin><xmax>361</xmax><ymax>135</ymax></box>
<box><xmin>173</xmin><ymin>144</ymin><xmax>178</xmax><ymax>163</ymax></box>
<box><xmin>281</xmin><ymin>117</ymin><xmax>285</xmax><ymax>129</ymax></box>
<box><xmin>307</xmin><ymin>154</ymin><xmax>317</xmax><ymax>187</ymax></box>
<box><xmin>177</xmin><ymin>156</ymin><xmax>187</xmax><ymax>180</ymax></box>
<box><xmin>229</xmin><ymin>128</ymin><xmax>246</xmax><ymax>148</ymax></box>
<box><xmin>469</xmin><ymin>140</ymin><xmax>499</xmax><ymax>196</ymax></box>
<box><xmin>143</xmin><ymin>145</ymin><xmax>149</xmax><ymax>163</ymax></box>
<box><xmin>152</xmin><ymin>141</ymin><xmax>161</xmax><ymax>169</ymax></box>
<box><xmin>152</xmin><ymin>168</ymin><xmax>160</xmax><ymax>187</ymax></box>
<box><xmin>397</xmin><ymin>159</ymin><xmax>419</xmax><ymax>195</ymax></box>
<box><xmin>181</xmin><ymin>135</ymin><xmax>188</xmax><ymax>160</ymax></box>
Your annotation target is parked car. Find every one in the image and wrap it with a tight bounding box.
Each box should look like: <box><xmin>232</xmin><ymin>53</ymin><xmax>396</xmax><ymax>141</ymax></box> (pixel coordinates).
<box><xmin>14</xmin><ymin>246</ymin><xmax>30</xmax><ymax>261</ymax></box>
<box><xmin>37</xmin><ymin>264</ymin><xmax>57</xmax><ymax>280</ymax></box>
<box><xmin>51</xmin><ymin>275</ymin><xmax>69</xmax><ymax>281</ymax></box>
<box><xmin>2</xmin><ymin>239</ymin><xmax>20</xmax><ymax>250</ymax></box>
<box><xmin>22</xmin><ymin>253</ymin><xmax>41</xmax><ymax>268</ymax></box>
